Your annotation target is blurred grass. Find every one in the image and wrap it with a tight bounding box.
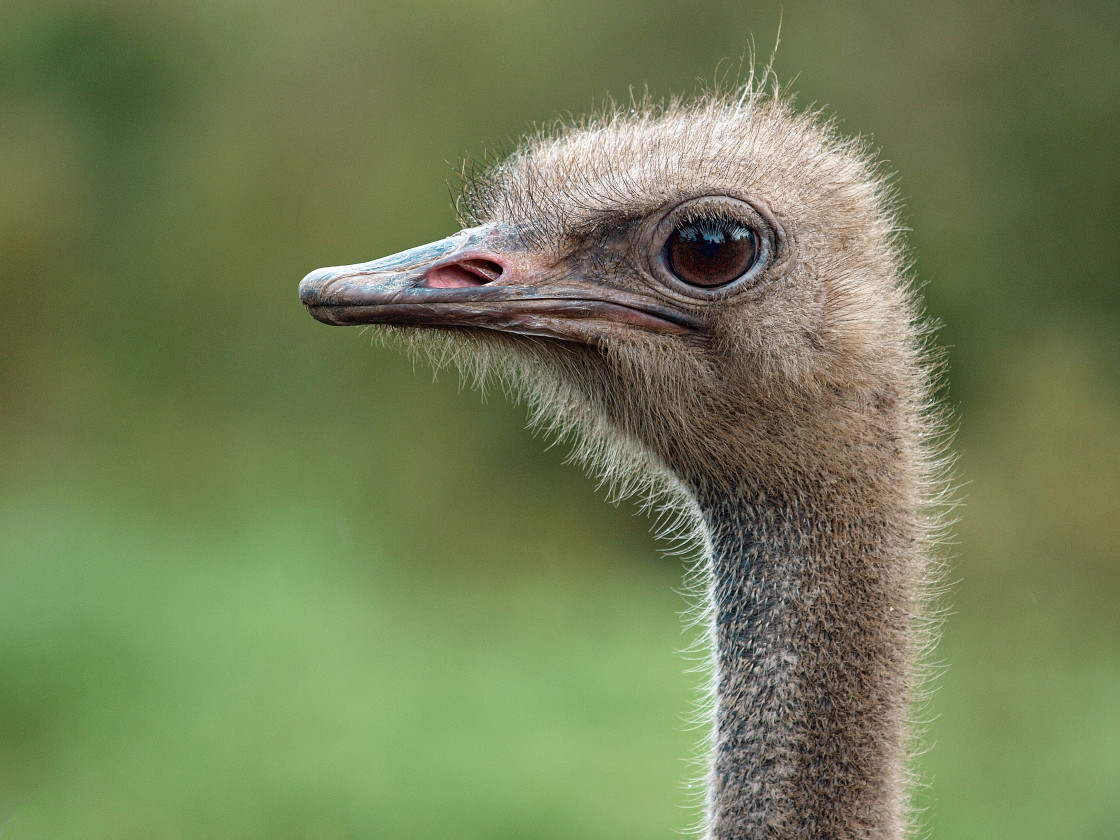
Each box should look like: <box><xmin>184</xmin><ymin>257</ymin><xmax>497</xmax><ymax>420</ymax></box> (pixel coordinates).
<box><xmin>2</xmin><ymin>0</ymin><xmax>1119</xmax><ymax>837</ymax></box>
<box><xmin>0</xmin><ymin>500</ymin><xmax>694</xmax><ymax>839</ymax></box>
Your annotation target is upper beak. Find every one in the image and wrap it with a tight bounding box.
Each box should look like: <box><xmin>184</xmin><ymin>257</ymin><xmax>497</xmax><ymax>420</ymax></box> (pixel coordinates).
<box><xmin>298</xmin><ymin>223</ymin><xmax>699</xmax><ymax>345</ymax></box>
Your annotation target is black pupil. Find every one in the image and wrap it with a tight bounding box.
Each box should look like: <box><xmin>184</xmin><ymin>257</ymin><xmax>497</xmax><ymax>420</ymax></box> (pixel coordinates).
<box><xmin>665</xmin><ymin>219</ymin><xmax>758</xmax><ymax>288</ymax></box>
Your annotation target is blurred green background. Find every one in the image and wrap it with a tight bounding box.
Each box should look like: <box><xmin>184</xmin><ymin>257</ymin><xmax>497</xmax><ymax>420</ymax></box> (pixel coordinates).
<box><xmin>2</xmin><ymin>1</ymin><xmax>1118</xmax><ymax>837</ymax></box>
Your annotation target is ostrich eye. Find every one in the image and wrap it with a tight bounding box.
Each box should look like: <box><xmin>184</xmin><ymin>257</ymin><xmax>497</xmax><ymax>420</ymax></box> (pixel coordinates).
<box><xmin>663</xmin><ymin>218</ymin><xmax>759</xmax><ymax>288</ymax></box>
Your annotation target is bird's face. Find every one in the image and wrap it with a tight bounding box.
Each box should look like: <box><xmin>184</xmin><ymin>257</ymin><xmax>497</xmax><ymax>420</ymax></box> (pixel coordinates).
<box><xmin>300</xmin><ymin>100</ymin><xmax>909</xmax><ymax>486</ymax></box>
<box><xmin>298</xmin><ymin>194</ymin><xmax>775</xmax><ymax>346</ymax></box>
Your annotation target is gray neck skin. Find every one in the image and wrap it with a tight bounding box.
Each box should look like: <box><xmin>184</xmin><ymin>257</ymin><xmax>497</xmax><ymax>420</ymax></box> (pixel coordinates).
<box><xmin>695</xmin><ymin>481</ymin><xmax>912</xmax><ymax>840</ymax></box>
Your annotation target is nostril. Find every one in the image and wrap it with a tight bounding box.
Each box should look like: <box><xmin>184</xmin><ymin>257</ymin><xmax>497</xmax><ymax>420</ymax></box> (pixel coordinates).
<box><xmin>424</xmin><ymin>258</ymin><xmax>504</xmax><ymax>289</ymax></box>
<box><xmin>460</xmin><ymin>259</ymin><xmax>503</xmax><ymax>282</ymax></box>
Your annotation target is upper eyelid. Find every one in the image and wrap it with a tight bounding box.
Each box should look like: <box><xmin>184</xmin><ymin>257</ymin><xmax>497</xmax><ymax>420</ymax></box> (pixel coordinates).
<box><xmin>674</xmin><ymin>203</ymin><xmax>755</xmax><ymax>226</ymax></box>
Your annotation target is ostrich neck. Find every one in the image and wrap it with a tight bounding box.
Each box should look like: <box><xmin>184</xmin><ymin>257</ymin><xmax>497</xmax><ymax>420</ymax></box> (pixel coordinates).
<box><xmin>694</xmin><ymin>472</ymin><xmax>917</xmax><ymax>840</ymax></box>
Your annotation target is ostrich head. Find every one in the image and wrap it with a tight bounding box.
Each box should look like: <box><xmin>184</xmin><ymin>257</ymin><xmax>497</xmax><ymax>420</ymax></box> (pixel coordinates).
<box><xmin>299</xmin><ymin>84</ymin><xmax>942</xmax><ymax>840</ymax></box>
<box><xmin>300</xmin><ymin>91</ymin><xmax>921</xmax><ymax>503</ymax></box>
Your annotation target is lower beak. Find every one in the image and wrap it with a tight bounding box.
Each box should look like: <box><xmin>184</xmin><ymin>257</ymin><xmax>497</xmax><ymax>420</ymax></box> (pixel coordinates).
<box><xmin>298</xmin><ymin>223</ymin><xmax>699</xmax><ymax>345</ymax></box>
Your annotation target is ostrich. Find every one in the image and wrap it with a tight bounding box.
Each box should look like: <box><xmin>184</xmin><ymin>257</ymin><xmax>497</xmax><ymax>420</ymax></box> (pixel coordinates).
<box><xmin>299</xmin><ymin>82</ymin><xmax>946</xmax><ymax>840</ymax></box>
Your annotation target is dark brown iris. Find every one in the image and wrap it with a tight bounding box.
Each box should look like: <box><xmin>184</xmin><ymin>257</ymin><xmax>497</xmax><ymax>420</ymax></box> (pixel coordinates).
<box><xmin>664</xmin><ymin>218</ymin><xmax>759</xmax><ymax>288</ymax></box>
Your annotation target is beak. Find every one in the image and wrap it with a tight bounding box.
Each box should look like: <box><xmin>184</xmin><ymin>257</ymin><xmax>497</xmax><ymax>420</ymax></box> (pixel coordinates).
<box><xmin>298</xmin><ymin>223</ymin><xmax>699</xmax><ymax>345</ymax></box>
